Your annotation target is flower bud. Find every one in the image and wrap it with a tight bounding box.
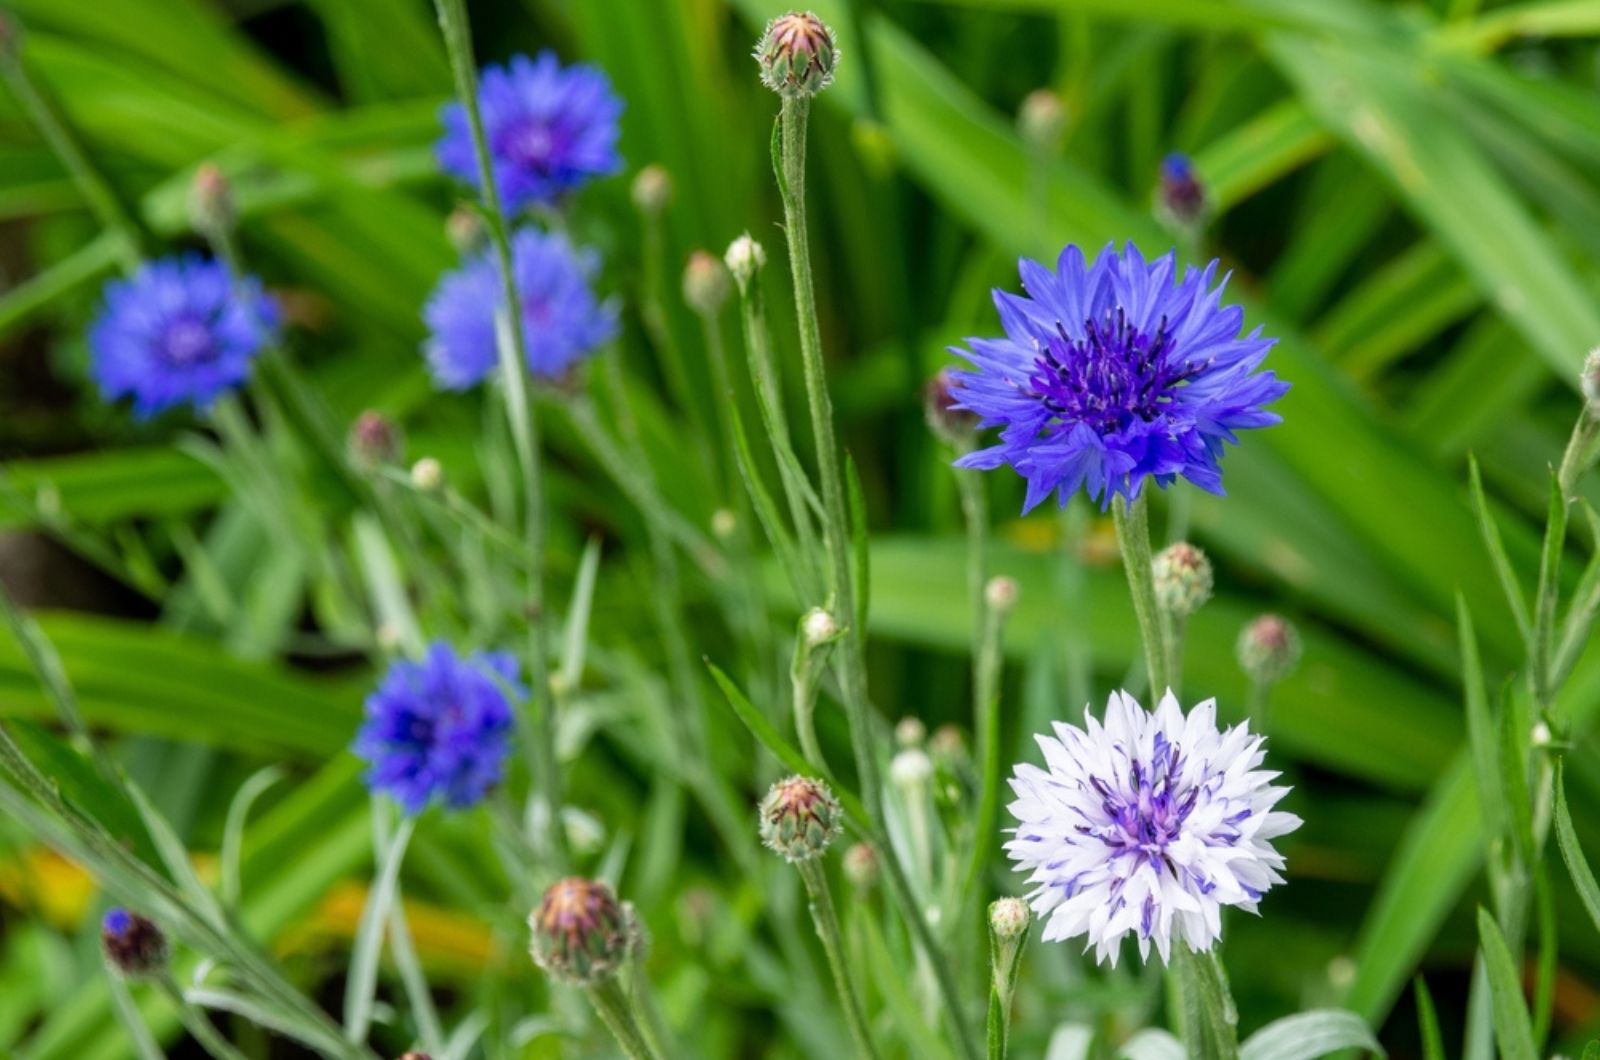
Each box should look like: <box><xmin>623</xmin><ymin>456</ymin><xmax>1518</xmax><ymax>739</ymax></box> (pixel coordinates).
<box><xmin>984</xmin><ymin>575</ymin><xmax>1019</xmax><ymax>615</ymax></box>
<box><xmin>929</xmin><ymin>724</ymin><xmax>966</xmax><ymax>765</ymax></box>
<box><xmin>399</xmin><ymin>1053</ymin><xmax>434</xmax><ymax>1060</ymax></box>
<box><xmin>446</xmin><ymin>206</ymin><xmax>483</xmax><ymax>253</ymax></box>
<box><xmin>801</xmin><ymin>607</ymin><xmax>840</xmax><ymax>647</ymax></box>
<box><xmin>724</xmin><ymin>233</ymin><xmax>767</xmax><ymax>293</ymax></box>
<box><xmin>1532</xmin><ymin>721</ymin><xmax>1553</xmax><ymax>748</ymax></box>
<box><xmin>101</xmin><ymin>908</ymin><xmax>167</xmax><ymax>976</ymax></box>
<box><xmin>1152</xmin><ymin>542</ymin><xmax>1213</xmax><ymax>618</ymax></box>
<box><xmin>347</xmin><ymin>410</ymin><xmax>404</xmax><ymax>471</ymax></box>
<box><xmin>759</xmin><ymin>775</ymin><xmax>842</xmax><ymax>862</ymax></box>
<box><xmin>1156</xmin><ymin>152</ymin><xmax>1209</xmax><ymax>230</ymax></box>
<box><xmin>529</xmin><ymin>877</ymin><xmax>632</xmax><ymax>984</ymax></box>
<box><xmin>410</xmin><ymin>456</ymin><xmax>444</xmax><ymax>492</ymax></box>
<box><xmin>631</xmin><ymin>164</ymin><xmax>672</xmax><ymax>216</ymax></box>
<box><xmin>924</xmin><ymin>368</ymin><xmax>980</xmax><ymax>444</ymax></box>
<box><xmin>189</xmin><ymin>163</ymin><xmax>234</xmax><ymax>238</ymax></box>
<box><xmin>1583</xmin><ymin>348</ymin><xmax>1600</xmax><ymax>416</ymax></box>
<box><xmin>843</xmin><ymin>842</ymin><xmax>878</xmax><ymax>889</ymax></box>
<box><xmin>1017</xmin><ymin>89</ymin><xmax>1067</xmax><ymax>154</ymax></box>
<box><xmin>895</xmin><ymin>716</ymin><xmax>926</xmax><ymax>748</ymax></box>
<box><xmin>988</xmin><ymin>897</ymin><xmax>1030</xmax><ymax>941</ymax></box>
<box><xmin>755</xmin><ymin>12</ymin><xmax>838</xmax><ymax>98</ymax></box>
<box><xmin>1237</xmin><ymin>613</ymin><xmax>1302</xmax><ymax>686</ymax></box>
<box><xmin>682</xmin><ymin>250</ymin><xmax>730</xmax><ymax>317</ymax></box>
<box><xmin>889</xmin><ymin>748</ymin><xmax>932</xmax><ymax>788</ymax></box>
<box><xmin>711</xmin><ymin>508</ymin><xmax>738</xmax><ymax>540</ymax></box>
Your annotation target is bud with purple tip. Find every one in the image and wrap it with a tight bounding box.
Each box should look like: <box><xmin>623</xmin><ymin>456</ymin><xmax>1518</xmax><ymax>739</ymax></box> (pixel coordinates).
<box><xmin>755</xmin><ymin>12</ymin><xmax>838</xmax><ymax>98</ymax></box>
<box><xmin>631</xmin><ymin>164</ymin><xmax>672</xmax><ymax>217</ymax></box>
<box><xmin>683</xmin><ymin>250</ymin><xmax>731</xmax><ymax>317</ymax></box>
<box><xmin>759</xmin><ymin>775</ymin><xmax>842</xmax><ymax>862</ymax></box>
<box><xmin>101</xmin><ymin>908</ymin><xmax>167</xmax><ymax>976</ymax></box>
<box><xmin>348</xmin><ymin>410</ymin><xmax>404</xmax><ymax>471</ymax></box>
<box><xmin>1156</xmin><ymin>152</ymin><xmax>1209</xmax><ymax>230</ymax></box>
<box><xmin>529</xmin><ymin>877</ymin><xmax>633</xmax><ymax>984</ymax></box>
<box><xmin>1152</xmin><ymin>542</ymin><xmax>1213</xmax><ymax>618</ymax></box>
<box><xmin>925</xmin><ymin>368</ymin><xmax>980</xmax><ymax>444</ymax></box>
<box><xmin>1237</xmin><ymin>613</ymin><xmax>1302</xmax><ymax>686</ymax></box>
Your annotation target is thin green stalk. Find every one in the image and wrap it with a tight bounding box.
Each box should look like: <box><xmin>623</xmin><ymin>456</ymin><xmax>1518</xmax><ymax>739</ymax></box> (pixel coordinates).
<box><xmin>1113</xmin><ymin>491</ymin><xmax>1169</xmax><ymax>697</ymax></box>
<box><xmin>798</xmin><ymin>859</ymin><xmax>882</xmax><ymax>1060</ymax></box>
<box><xmin>157</xmin><ymin>974</ymin><xmax>253</xmax><ymax>1060</ymax></box>
<box><xmin>985</xmin><ymin>923</ymin><xmax>1027</xmax><ymax>1060</ymax></box>
<box><xmin>1163</xmin><ymin>613</ymin><xmax>1187</xmax><ymax>699</ymax></box>
<box><xmin>777</xmin><ymin>91</ymin><xmax>977</xmax><ymax>1060</ymax></box>
<box><xmin>585</xmin><ymin>977</ymin><xmax>663</xmax><ymax>1060</ymax></box>
<box><xmin>1556</xmin><ymin>411</ymin><xmax>1600</xmax><ymax>499</ymax></box>
<box><xmin>957</xmin><ymin>575</ymin><xmax>1005</xmax><ymax>935</ymax></box>
<box><xmin>432</xmin><ymin>0</ymin><xmax>565</xmax><ymax>868</ymax></box>
<box><xmin>1171</xmin><ymin>946</ymin><xmax>1239</xmax><ymax>1060</ymax></box>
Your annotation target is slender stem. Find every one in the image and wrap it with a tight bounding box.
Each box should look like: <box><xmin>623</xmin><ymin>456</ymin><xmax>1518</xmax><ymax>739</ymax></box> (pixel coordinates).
<box><xmin>1113</xmin><ymin>492</ymin><xmax>1169</xmax><ymax>698</ymax></box>
<box><xmin>1171</xmin><ymin>946</ymin><xmax>1239</xmax><ymax>1060</ymax></box>
<box><xmin>1245</xmin><ymin>680</ymin><xmax>1270</xmax><ymax>730</ymax></box>
<box><xmin>791</xmin><ymin>639</ymin><xmax>831</xmax><ymax>772</ymax></box>
<box><xmin>986</xmin><ymin>929</ymin><xmax>1026</xmax><ymax>1060</ymax></box>
<box><xmin>1557</xmin><ymin>411</ymin><xmax>1600</xmax><ymax>499</ymax></box>
<box><xmin>798</xmin><ymin>859</ymin><xmax>881</xmax><ymax>1060</ymax></box>
<box><xmin>778</xmin><ymin>92</ymin><xmax>977</xmax><ymax>1060</ymax></box>
<box><xmin>157</xmin><ymin>974</ymin><xmax>253</xmax><ymax>1060</ymax></box>
<box><xmin>1163</xmin><ymin>613</ymin><xmax>1186</xmax><ymax>699</ymax></box>
<box><xmin>432</xmin><ymin>0</ymin><xmax>565</xmax><ymax>868</ymax></box>
<box><xmin>585</xmin><ymin>977</ymin><xmax>663</xmax><ymax>1060</ymax></box>
<box><xmin>958</xmin><ymin>589</ymin><xmax>1006</xmax><ymax>932</ymax></box>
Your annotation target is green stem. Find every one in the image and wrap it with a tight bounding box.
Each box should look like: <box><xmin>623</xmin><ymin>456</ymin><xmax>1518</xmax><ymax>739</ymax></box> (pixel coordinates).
<box><xmin>156</xmin><ymin>974</ymin><xmax>253</xmax><ymax>1060</ymax></box>
<box><xmin>986</xmin><ymin>929</ymin><xmax>1026</xmax><ymax>1060</ymax></box>
<box><xmin>586</xmin><ymin>977</ymin><xmax>663</xmax><ymax>1060</ymax></box>
<box><xmin>798</xmin><ymin>859</ymin><xmax>882</xmax><ymax>1060</ymax></box>
<box><xmin>959</xmin><ymin>592</ymin><xmax>1005</xmax><ymax>933</ymax></box>
<box><xmin>1163</xmin><ymin>613</ymin><xmax>1187</xmax><ymax>699</ymax></box>
<box><xmin>1556</xmin><ymin>411</ymin><xmax>1600</xmax><ymax>500</ymax></box>
<box><xmin>1113</xmin><ymin>491</ymin><xmax>1169</xmax><ymax>698</ymax></box>
<box><xmin>1171</xmin><ymin>946</ymin><xmax>1239</xmax><ymax>1060</ymax></box>
<box><xmin>431</xmin><ymin>0</ymin><xmax>565</xmax><ymax>868</ymax></box>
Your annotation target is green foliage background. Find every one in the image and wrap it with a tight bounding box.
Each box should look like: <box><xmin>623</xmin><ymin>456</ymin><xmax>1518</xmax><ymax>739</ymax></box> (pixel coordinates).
<box><xmin>2</xmin><ymin>0</ymin><xmax>1600</xmax><ymax>1056</ymax></box>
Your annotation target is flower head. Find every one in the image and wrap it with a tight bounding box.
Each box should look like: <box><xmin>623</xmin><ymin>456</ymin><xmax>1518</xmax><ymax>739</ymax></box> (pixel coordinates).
<box><xmin>353</xmin><ymin>642</ymin><xmax>521</xmax><ymax>815</ymax></box>
<box><xmin>101</xmin><ymin>908</ymin><xmax>167</xmax><ymax>976</ymax></box>
<box><xmin>437</xmin><ymin>52</ymin><xmax>622</xmax><ymax>213</ymax></box>
<box><xmin>1006</xmin><ymin>691</ymin><xmax>1300</xmax><ymax>965</ymax></box>
<box><xmin>989</xmin><ymin>897</ymin><xmax>1030</xmax><ymax>941</ymax></box>
<box><xmin>423</xmin><ymin>228</ymin><xmax>617</xmax><ymax>389</ymax></box>
<box><xmin>1152</xmin><ymin>542</ymin><xmax>1213</xmax><ymax>618</ymax></box>
<box><xmin>756</xmin><ymin>12</ymin><xmax>838</xmax><ymax>97</ymax></box>
<box><xmin>1237</xmin><ymin>614</ymin><xmax>1302</xmax><ymax>686</ymax></box>
<box><xmin>759</xmin><ymin>775</ymin><xmax>841</xmax><ymax>862</ymax></box>
<box><xmin>951</xmin><ymin>243</ymin><xmax>1287</xmax><ymax>511</ymax></box>
<box><xmin>348</xmin><ymin>410</ymin><xmax>404</xmax><ymax>471</ymax></box>
<box><xmin>529</xmin><ymin>877</ymin><xmax>632</xmax><ymax>984</ymax></box>
<box><xmin>89</xmin><ymin>255</ymin><xmax>278</xmax><ymax>418</ymax></box>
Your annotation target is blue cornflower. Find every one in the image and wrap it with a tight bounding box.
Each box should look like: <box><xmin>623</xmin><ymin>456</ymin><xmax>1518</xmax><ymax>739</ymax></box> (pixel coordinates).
<box><xmin>950</xmin><ymin>243</ymin><xmax>1286</xmax><ymax>511</ymax></box>
<box><xmin>437</xmin><ymin>51</ymin><xmax>623</xmax><ymax>213</ymax></box>
<box><xmin>353</xmin><ymin>642</ymin><xmax>522</xmax><ymax>815</ymax></box>
<box><xmin>89</xmin><ymin>255</ymin><xmax>278</xmax><ymax>418</ymax></box>
<box><xmin>422</xmin><ymin>227</ymin><xmax>617</xmax><ymax>389</ymax></box>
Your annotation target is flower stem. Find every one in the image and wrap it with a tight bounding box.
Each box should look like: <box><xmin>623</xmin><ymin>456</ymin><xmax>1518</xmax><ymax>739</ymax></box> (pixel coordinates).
<box><xmin>431</xmin><ymin>0</ymin><xmax>565</xmax><ymax>869</ymax></box>
<box><xmin>585</xmin><ymin>977</ymin><xmax>663</xmax><ymax>1060</ymax></box>
<box><xmin>777</xmin><ymin>93</ymin><xmax>980</xmax><ymax>1060</ymax></box>
<box><xmin>959</xmin><ymin>576</ymin><xmax>1006</xmax><ymax>933</ymax></box>
<box><xmin>157</xmin><ymin>973</ymin><xmax>253</xmax><ymax>1060</ymax></box>
<box><xmin>1170</xmin><ymin>946</ymin><xmax>1239</xmax><ymax>1060</ymax></box>
<box><xmin>1113</xmin><ymin>491</ymin><xmax>1169</xmax><ymax>698</ymax></box>
<box><xmin>798</xmin><ymin>858</ymin><xmax>882</xmax><ymax>1060</ymax></box>
<box><xmin>985</xmin><ymin>926</ymin><xmax>1027</xmax><ymax>1060</ymax></box>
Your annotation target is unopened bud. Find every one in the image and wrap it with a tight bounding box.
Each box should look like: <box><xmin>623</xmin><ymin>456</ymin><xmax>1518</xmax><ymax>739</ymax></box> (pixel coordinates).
<box><xmin>446</xmin><ymin>206</ymin><xmax>483</xmax><ymax>253</ymax></box>
<box><xmin>347</xmin><ymin>410</ymin><xmax>404</xmax><ymax>471</ymax></box>
<box><xmin>631</xmin><ymin>164</ymin><xmax>672</xmax><ymax>216</ymax></box>
<box><xmin>843</xmin><ymin>842</ymin><xmax>878</xmax><ymax>889</ymax></box>
<box><xmin>189</xmin><ymin>163</ymin><xmax>233</xmax><ymax>238</ymax></box>
<box><xmin>988</xmin><ymin>897</ymin><xmax>1030</xmax><ymax>940</ymax></box>
<box><xmin>925</xmin><ymin>368</ymin><xmax>980</xmax><ymax>443</ymax></box>
<box><xmin>759</xmin><ymin>775</ymin><xmax>842</xmax><ymax>862</ymax></box>
<box><xmin>1017</xmin><ymin>89</ymin><xmax>1067</xmax><ymax>154</ymax></box>
<box><xmin>711</xmin><ymin>508</ymin><xmax>737</xmax><ymax>540</ymax></box>
<box><xmin>801</xmin><ymin>607</ymin><xmax>840</xmax><ymax>647</ymax></box>
<box><xmin>1237</xmin><ymin>613</ymin><xmax>1302</xmax><ymax>685</ymax></box>
<box><xmin>984</xmin><ymin>575</ymin><xmax>1019</xmax><ymax>614</ymax></box>
<box><xmin>683</xmin><ymin>250</ymin><xmax>730</xmax><ymax>316</ymax></box>
<box><xmin>101</xmin><ymin>909</ymin><xmax>167</xmax><ymax>976</ymax></box>
<box><xmin>1532</xmin><ymin>721</ymin><xmax>1553</xmax><ymax>748</ymax></box>
<box><xmin>890</xmin><ymin>748</ymin><xmax>932</xmax><ymax>788</ymax></box>
<box><xmin>930</xmin><ymin>724</ymin><xmax>965</xmax><ymax>764</ymax></box>
<box><xmin>1152</xmin><ymin>542</ymin><xmax>1213</xmax><ymax>618</ymax></box>
<box><xmin>1156</xmin><ymin>152</ymin><xmax>1209</xmax><ymax>230</ymax></box>
<box><xmin>1583</xmin><ymin>348</ymin><xmax>1600</xmax><ymax>416</ymax></box>
<box><xmin>410</xmin><ymin>457</ymin><xmax>443</xmax><ymax>492</ymax></box>
<box><xmin>399</xmin><ymin>1053</ymin><xmax>434</xmax><ymax>1060</ymax></box>
<box><xmin>756</xmin><ymin>12</ymin><xmax>838</xmax><ymax>98</ymax></box>
<box><xmin>725</xmin><ymin>233</ymin><xmax>767</xmax><ymax>292</ymax></box>
<box><xmin>895</xmin><ymin>716</ymin><xmax>926</xmax><ymax>748</ymax></box>
<box><xmin>529</xmin><ymin>877</ymin><xmax>632</xmax><ymax>984</ymax></box>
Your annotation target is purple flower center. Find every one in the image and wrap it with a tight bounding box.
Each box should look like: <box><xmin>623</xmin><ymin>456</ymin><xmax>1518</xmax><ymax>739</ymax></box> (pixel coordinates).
<box><xmin>1029</xmin><ymin>309</ymin><xmax>1205</xmax><ymax>434</ymax></box>
<box><xmin>1089</xmin><ymin>737</ymin><xmax>1198</xmax><ymax>869</ymax></box>
<box><xmin>160</xmin><ymin>318</ymin><xmax>216</xmax><ymax>367</ymax></box>
<box><xmin>501</xmin><ymin>119</ymin><xmax>561</xmax><ymax>171</ymax></box>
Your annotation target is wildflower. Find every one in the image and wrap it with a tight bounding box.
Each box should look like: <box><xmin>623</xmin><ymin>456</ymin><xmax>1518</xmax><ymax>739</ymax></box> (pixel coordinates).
<box><xmin>989</xmin><ymin>897</ymin><xmax>1030</xmax><ymax>941</ymax></box>
<box><xmin>89</xmin><ymin>255</ymin><xmax>278</xmax><ymax>418</ymax></box>
<box><xmin>756</xmin><ymin>12</ymin><xmax>838</xmax><ymax>97</ymax></box>
<box><xmin>1017</xmin><ymin>89</ymin><xmax>1067</xmax><ymax>154</ymax></box>
<box><xmin>1156</xmin><ymin>152</ymin><xmax>1208</xmax><ymax>229</ymax></box>
<box><xmin>1006</xmin><ymin>691</ymin><xmax>1301</xmax><ymax>965</ymax></box>
<box><xmin>422</xmin><ymin>228</ymin><xmax>617</xmax><ymax>389</ymax></box>
<box><xmin>759</xmin><ymin>775</ymin><xmax>842</xmax><ymax>862</ymax></box>
<box><xmin>682</xmin><ymin>250</ymin><xmax>731</xmax><ymax>316</ymax></box>
<box><xmin>631</xmin><ymin>164</ymin><xmax>672</xmax><ymax>216</ymax></box>
<box><xmin>725</xmin><ymin>233</ymin><xmax>767</xmax><ymax>292</ymax></box>
<box><xmin>348</xmin><ymin>410</ymin><xmax>404</xmax><ymax>471</ymax></box>
<box><xmin>1152</xmin><ymin>542</ymin><xmax>1213</xmax><ymax>618</ymax></box>
<box><xmin>101</xmin><ymin>908</ymin><xmax>167</xmax><ymax>976</ymax></box>
<box><xmin>530</xmin><ymin>877</ymin><xmax>632</xmax><ymax>984</ymax></box>
<box><xmin>352</xmin><ymin>643</ymin><xmax>521</xmax><ymax>815</ymax></box>
<box><xmin>950</xmin><ymin>243</ymin><xmax>1287</xmax><ymax>511</ymax></box>
<box><xmin>436</xmin><ymin>52</ymin><xmax>622</xmax><ymax>214</ymax></box>
<box><xmin>1237</xmin><ymin>614</ymin><xmax>1302</xmax><ymax>686</ymax></box>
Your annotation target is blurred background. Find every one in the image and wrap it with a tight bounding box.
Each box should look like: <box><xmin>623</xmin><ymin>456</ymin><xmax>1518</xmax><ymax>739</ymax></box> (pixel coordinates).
<box><xmin>1</xmin><ymin>0</ymin><xmax>1599</xmax><ymax>1056</ymax></box>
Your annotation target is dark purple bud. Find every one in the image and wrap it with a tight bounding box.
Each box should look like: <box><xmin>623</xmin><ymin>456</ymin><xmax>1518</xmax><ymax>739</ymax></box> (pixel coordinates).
<box><xmin>101</xmin><ymin>908</ymin><xmax>168</xmax><ymax>976</ymax></box>
<box><xmin>1157</xmin><ymin>152</ymin><xmax>1208</xmax><ymax>229</ymax></box>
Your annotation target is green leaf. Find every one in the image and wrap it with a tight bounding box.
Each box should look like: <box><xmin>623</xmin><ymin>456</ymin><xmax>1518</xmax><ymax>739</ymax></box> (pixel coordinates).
<box><xmin>1468</xmin><ymin>456</ymin><xmax>1532</xmax><ymax>644</ymax></box>
<box><xmin>1477</xmin><ymin>907</ymin><xmax>1538</xmax><ymax>1060</ymax></box>
<box><xmin>1414</xmin><ymin>978</ymin><xmax>1445</xmax><ymax>1060</ymax></box>
<box><xmin>342</xmin><ymin>810</ymin><xmax>414</xmax><ymax>1044</ymax></box>
<box><xmin>1458</xmin><ymin>595</ymin><xmax>1503</xmax><ymax>843</ymax></box>
<box><xmin>1238</xmin><ymin>1010</ymin><xmax>1383</xmax><ymax>1060</ymax></box>
<box><xmin>1555</xmin><ymin>762</ymin><xmax>1600</xmax><ymax>936</ymax></box>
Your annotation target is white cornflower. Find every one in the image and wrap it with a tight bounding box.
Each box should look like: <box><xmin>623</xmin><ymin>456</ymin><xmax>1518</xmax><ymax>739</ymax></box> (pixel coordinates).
<box><xmin>1005</xmin><ymin>690</ymin><xmax>1301</xmax><ymax>966</ymax></box>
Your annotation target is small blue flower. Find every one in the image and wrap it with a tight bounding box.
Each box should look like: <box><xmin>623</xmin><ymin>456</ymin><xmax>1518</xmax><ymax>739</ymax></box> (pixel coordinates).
<box><xmin>89</xmin><ymin>255</ymin><xmax>278</xmax><ymax>418</ymax></box>
<box><xmin>950</xmin><ymin>243</ymin><xmax>1287</xmax><ymax>511</ymax></box>
<box><xmin>353</xmin><ymin>642</ymin><xmax>522</xmax><ymax>815</ymax></box>
<box><xmin>437</xmin><ymin>51</ymin><xmax>623</xmax><ymax>213</ymax></box>
<box><xmin>423</xmin><ymin>227</ymin><xmax>617</xmax><ymax>389</ymax></box>
<box><xmin>1157</xmin><ymin>153</ymin><xmax>1207</xmax><ymax>227</ymax></box>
